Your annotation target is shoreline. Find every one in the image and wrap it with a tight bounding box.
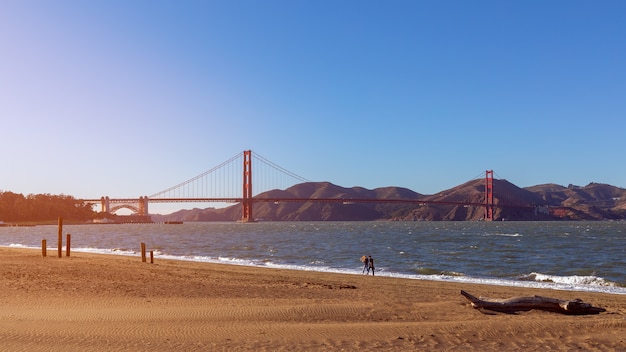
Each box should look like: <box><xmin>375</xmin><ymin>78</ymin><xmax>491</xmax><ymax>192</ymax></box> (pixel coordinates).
<box><xmin>5</xmin><ymin>244</ymin><xmax>626</xmax><ymax>296</ymax></box>
<box><xmin>1</xmin><ymin>247</ymin><xmax>625</xmax><ymax>351</ymax></box>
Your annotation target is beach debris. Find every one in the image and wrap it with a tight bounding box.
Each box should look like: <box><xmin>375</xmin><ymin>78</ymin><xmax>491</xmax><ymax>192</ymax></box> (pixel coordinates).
<box><xmin>296</xmin><ymin>282</ymin><xmax>357</xmax><ymax>290</ymax></box>
<box><xmin>460</xmin><ymin>290</ymin><xmax>606</xmax><ymax>315</ymax></box>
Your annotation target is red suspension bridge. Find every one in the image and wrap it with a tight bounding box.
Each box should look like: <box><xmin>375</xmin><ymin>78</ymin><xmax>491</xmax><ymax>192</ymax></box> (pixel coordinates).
<box><xmin>84</xmin><ymin>150</ymin><xmax>515</xmax><ymax>222</ymax></box>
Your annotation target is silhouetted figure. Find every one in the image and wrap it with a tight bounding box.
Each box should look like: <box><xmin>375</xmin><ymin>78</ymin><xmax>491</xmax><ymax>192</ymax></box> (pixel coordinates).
<box><xmin>361</xmin><ymin>255</ymin><xmax>369</xmax><ymax>274</ymax></box>
<box><xmin>368</xmin><ymin>255</ymin><xmax>375</xmax><ymax>276</ymax></box>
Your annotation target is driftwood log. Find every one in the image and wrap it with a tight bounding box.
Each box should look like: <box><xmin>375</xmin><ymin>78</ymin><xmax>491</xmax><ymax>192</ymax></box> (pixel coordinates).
<box><xmin>460</xmin><ymin>290</ymin><xmax>606</xmax><ymax>315</ymax></box>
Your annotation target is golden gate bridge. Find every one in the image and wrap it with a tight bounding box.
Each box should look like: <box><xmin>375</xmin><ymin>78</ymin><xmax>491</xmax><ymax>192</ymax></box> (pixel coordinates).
<box><xmin>84</xmin><ymin>150</ymin><xmax>508</xmax><ymax>222</ymax></box>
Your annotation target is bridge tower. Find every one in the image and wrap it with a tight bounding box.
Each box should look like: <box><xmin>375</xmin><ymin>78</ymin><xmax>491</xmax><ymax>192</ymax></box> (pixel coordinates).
<box><xmin>241</xmin><ymin>150</ymin><xmax>254</xmax><ymax>222</ymax></box>
<box><xmin>484</xmin><ymin>170</ymin><xmax>494</xmax><ymax>221</ymax></box>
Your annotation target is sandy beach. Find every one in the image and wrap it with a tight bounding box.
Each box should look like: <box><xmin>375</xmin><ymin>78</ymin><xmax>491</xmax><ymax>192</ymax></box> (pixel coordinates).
<box><xmin>1</xmin><ymin>247</ymin><xmax>624</xmax><ymax>351</ymax></box>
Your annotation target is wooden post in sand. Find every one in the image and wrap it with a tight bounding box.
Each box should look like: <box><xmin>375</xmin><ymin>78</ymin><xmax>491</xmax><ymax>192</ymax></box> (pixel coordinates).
<box><xmin>66</xmin><ymin>234</ymin><xmax>71</xmax><ymax>257</ymax></box>
<box><xmin>150</xmin><ymin>250</ymin><xmax>154</xmax><ymax>264</ymax></box>
<box><xmin>42</xmin><ymin>239</ymin><xmax>47</xmax><ymax>257</ymax></box>
<box><xmin>57</xmin><ymin>217</ymin><xmax>63</xmax><ymax>258</ymax></box>
<box><xmin>141</xmin><ymin>242</ymin><xmax>146</xmax><ymax>262</ymax></box>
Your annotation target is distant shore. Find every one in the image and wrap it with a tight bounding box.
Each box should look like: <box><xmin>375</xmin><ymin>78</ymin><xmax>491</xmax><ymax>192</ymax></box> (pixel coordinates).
<box><xmin>1</xmin><ymin>247</ymin><xmax>625</xmax><ymax>351</ymax></box>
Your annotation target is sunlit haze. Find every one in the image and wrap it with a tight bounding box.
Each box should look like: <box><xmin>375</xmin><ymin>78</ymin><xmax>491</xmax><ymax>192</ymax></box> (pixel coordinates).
<box><xmin>1</xmin><ymin>1</ymin><xmax>624</xmax><ymax>214</ymax></box>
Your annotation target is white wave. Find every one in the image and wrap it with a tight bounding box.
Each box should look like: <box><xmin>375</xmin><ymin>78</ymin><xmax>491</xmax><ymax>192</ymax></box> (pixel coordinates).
<box><xmin>72</xmin><ymin>247</ymin><xmax>138</xmax><ymax>256</ymax></box>
<box><xmin>8</xmin><ymin>243</ymin><xmax>28</xmax><ymax>248</ymax></box>
<box><xmin>525</xmin><ymin>272</ymin><xmax>616</xmax><ymax>287</ymax></box>
<box><xmin>217</xmin><ymin>256</ymin><xmax>257</xmax><ymax>265</ymax></box>
<box><xmin>484</xmin><ymin>233</ymin><xmax>522</xmax><ymax>237</ymax></box>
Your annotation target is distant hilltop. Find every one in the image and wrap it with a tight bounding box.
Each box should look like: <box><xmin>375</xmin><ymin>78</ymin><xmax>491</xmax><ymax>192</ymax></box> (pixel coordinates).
<box><xmin>152</xmin><ymin>180</ymin><xmax>626</xmax><ymax>222</ymax></box>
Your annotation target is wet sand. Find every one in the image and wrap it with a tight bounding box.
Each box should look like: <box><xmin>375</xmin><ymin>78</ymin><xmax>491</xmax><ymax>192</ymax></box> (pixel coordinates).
<box><xmin>1</xmin><ymin>247</ymin><xmax>625</xmax><ymax>351</ymax></box>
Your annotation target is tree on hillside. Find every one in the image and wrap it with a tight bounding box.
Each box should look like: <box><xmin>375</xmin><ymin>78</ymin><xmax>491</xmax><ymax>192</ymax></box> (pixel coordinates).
<box><xmin>0</xmin><ymin>192</ymin><xmax>95</xmax><ymax>222</ymax></box>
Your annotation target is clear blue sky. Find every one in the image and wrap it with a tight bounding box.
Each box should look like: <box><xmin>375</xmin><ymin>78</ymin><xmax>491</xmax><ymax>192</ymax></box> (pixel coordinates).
<box><xmin>1</xmin><ymin>1</ymin><xmax>625</xmax><ymax>214</ymax></box>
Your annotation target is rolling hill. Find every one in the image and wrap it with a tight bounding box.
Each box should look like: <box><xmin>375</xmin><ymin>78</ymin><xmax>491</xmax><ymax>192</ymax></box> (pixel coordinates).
<box><xmin>151</xmin><ymin>179</ymin><xmax>626</xmax><ymax>222</ymax></box>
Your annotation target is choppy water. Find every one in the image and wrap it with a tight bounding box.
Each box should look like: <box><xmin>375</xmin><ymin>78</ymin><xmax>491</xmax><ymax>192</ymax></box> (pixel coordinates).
<box><xmin>1</xmin><ymin>221</ymin><xmax>625</xmax><ymax>294</ymax></box>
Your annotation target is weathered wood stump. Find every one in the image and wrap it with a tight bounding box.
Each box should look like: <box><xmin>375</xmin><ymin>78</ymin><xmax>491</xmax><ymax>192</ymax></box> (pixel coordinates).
<box><xmin>460</xmin><ymin>290</ymin><xmax>606</xmax><ymax>315</ymax></box>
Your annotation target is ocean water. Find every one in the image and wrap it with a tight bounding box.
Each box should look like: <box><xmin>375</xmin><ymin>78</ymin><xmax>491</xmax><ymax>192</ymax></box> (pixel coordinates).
<box><xmin>1</xmin><ymin>221</ymin><xmax>625</xmax><ymax>295</ymax></box>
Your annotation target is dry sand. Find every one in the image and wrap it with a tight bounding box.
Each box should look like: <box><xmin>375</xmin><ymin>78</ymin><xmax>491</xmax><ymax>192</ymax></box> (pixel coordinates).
<box><xmin>1</xmin><ymin>247</ymin><xmax>625</xmax><ymax>351</ymax></box>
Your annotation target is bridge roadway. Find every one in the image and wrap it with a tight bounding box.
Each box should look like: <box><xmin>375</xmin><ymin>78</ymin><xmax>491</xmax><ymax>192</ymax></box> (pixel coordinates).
<box><xmin>83</xmin><ymin>197</ymin><xmax>532</xmax><ymax>209</ymax></box>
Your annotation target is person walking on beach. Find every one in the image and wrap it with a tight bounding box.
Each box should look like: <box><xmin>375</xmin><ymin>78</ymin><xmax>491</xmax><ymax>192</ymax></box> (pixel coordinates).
<box><xmin>368</xmin><ymin>255</ymin><xmax>375</xmax><ymax>276</ymax></box>
<box><xmin>361</xmin><ymin>255</ymin><xmax>370</xmax><ymax>274</ymax></box>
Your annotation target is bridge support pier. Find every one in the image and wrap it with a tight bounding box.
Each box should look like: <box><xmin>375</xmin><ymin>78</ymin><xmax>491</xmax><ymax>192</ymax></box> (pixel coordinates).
<box><xmin>100</xmin><ymin>196</ymin><xmax>111</xmax><ymax>213</ymax></box>
<box><xmin>138</xmin><ymin>196</ymin><xmax>149</xmax><ymax>216</ymax></box>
